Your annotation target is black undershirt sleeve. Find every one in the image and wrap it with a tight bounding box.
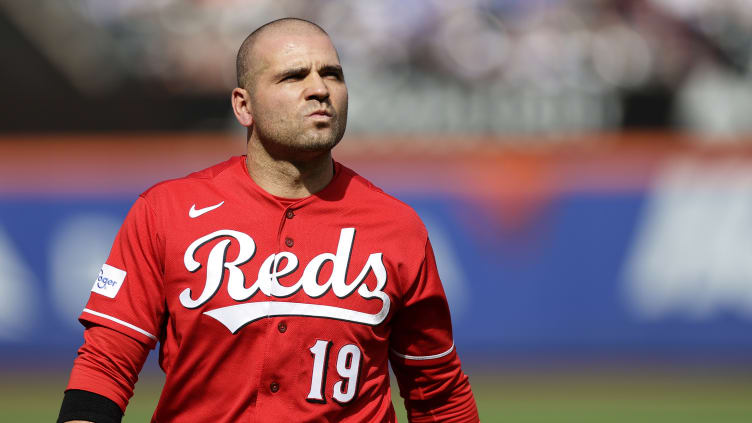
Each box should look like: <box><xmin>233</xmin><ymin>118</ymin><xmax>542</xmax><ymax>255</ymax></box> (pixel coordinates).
<box><xmin>57</xmin><ymin>389</ymin><xmax>123</xmax><ymax>423</ymax></box>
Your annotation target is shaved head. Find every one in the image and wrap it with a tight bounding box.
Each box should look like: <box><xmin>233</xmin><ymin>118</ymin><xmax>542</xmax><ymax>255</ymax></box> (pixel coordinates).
<box><xmin>236</xmin><ymin>18</ymin><xmax>331</xmax><ymax>90</ymax></box>
<box><xmin>230</xmin><ymin>17</ymin><xmax>347</xmax><ymax>161</ymax></box>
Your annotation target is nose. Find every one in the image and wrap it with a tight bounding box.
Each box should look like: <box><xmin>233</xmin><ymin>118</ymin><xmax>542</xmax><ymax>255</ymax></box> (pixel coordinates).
<box><xmin>304</xmin><ymin>72</ymin><xmax>330</xmax><ymax>102</ymax></box>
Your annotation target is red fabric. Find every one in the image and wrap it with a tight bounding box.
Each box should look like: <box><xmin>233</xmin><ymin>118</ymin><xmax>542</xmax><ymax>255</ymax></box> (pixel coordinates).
<box><xmin>67</xmin><ymin>156</ymin><xmax>478</xmax><ymax>422</ymax></box>
<box><xmin>67</xmin><ymin>325</ymin><xmax>150</xmax><ymax>412</ymax></box>
<box><xmin>391</xmin><ymin>348</ymin><xmax>479</xmax><ymax>422</ymax></box>
<box><xmin>390</xmin><ymin>240</ymin><xmax>479</xmax><ymax>422</ymax></box>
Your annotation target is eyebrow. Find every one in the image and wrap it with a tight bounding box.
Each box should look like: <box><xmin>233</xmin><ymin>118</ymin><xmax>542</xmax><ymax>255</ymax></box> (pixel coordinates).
<box><xmin>275</xmin><ymin>64</ymin><xmax>343</xmax><ymax>81</ymax></box>
<box><xmin>319</xmin><ymin>65</ymin><xmax>343</xmax><ymax>78</ymax></box>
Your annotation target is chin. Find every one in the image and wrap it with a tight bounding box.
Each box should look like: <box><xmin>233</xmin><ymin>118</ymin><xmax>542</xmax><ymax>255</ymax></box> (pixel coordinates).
<box><xmin>257</xmin><ymin>124</ymin><xmax>345</xmax><ymax>157</ymax></box>
<box><xmin>296</xmin><ymin>139</ymin><xmax>339</xmax><ymax>153</ymax></box>
<box><xmin>297</xmin><ymin>130</ymin><xmax>343</xmax><ymax>152</ymax></box>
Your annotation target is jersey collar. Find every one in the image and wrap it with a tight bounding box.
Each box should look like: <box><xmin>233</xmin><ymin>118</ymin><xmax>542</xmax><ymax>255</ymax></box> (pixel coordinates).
<box><xmin>235</xmin><ymin>155</ymin><xmax>349</xmax><ymax>210</ymax></box>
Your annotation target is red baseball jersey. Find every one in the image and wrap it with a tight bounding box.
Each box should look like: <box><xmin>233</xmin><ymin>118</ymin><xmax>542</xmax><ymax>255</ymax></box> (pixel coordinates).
<box><xmin>68</xmin><ymin>156</ymin><xmax>478</xmax><ymax>422</ymax></box>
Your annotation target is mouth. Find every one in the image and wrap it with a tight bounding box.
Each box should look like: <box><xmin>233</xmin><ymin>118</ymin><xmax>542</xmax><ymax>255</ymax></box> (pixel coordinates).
<box><xmin>307</xmin><ymin>110</ymin><xmax>333</xmax><ymax>118</ymax></box>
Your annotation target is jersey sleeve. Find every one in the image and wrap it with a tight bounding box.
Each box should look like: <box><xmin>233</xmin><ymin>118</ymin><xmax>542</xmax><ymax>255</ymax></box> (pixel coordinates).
<box><xmin>389</xmin><ymin>238</ymin><xmax>479</xmax><ymax>422</ymax></box>
<box><xmin>78</xmin><ymin>195</ymin><xmax>165</xmax><ymax>348</ymax></box>
<box><xmin>65</xmin><ymin>325</ymin><xmax>151</xmax><ymax>411</ymax></box>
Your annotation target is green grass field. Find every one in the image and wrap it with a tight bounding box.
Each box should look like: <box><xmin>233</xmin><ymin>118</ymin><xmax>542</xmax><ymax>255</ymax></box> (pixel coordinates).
<box><xmin>4</xmin><ymin>367</ymin><xmax>752</xmax><ymax>422</ymax></box>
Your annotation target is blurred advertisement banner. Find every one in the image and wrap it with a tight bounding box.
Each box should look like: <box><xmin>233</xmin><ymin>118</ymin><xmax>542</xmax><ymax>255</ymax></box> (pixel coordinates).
<box><xmin>1</xmin><ymin>134</ymin><xmax>752</xmax><ymax>366</ymax></box>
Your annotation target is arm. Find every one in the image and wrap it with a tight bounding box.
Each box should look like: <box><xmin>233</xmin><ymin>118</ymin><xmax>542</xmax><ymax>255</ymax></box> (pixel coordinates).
<box><xmin>389</xmin><ymin>239</ymin><xmax>479</xmax><ymax>422</ymax></box>
<box><xmin>58</xmin><ymin>390</ymin><xmax>122</xmax><ymax>423</ymax></box>
<box><xmin>58</xmin><ymin>325</ymin><xmax>151</xmax><ymax>423</ymax></box>
<box><xmin>59</xmin><ymin>195</ymin><xmax>166</xmax><ymax>422</ymax></box>
<box><xmin>390</xmin><ymin>351</ymin><xmax>478</xmax><ymax>422</ymax></box>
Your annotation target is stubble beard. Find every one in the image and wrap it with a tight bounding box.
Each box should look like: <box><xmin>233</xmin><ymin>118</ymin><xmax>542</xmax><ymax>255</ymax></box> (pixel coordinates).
<box><xmin>253</xmin><ymin>107</ymin><xmax>348</xmax><ymax>160</ymax></box>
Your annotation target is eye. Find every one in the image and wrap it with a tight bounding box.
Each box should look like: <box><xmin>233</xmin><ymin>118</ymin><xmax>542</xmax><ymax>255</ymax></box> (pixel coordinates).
<box><xmin>282</xmin><ymin>74</ymin><xmax>304</xmax><ymax>82</ymax></box>
<box><xmin>322</xmin><ymin>71</ymin><xmax>343</xmax><ymax>81</ymax></box>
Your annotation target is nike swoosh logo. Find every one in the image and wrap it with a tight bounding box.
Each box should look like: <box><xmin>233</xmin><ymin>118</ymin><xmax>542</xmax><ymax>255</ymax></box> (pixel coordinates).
<box><xmin>189</xmin><ymin>201</ymin><xmax>225</xmax><ymax>218</ymax></box>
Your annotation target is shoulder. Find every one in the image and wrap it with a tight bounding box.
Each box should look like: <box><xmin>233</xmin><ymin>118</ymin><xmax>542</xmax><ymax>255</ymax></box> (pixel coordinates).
<box><xmin>139</xmin><ymin>156</ymin><xmax>240</xmax><ymax>201</ymax></box>
<box><xmin>337</xmin><ymin>162</ymin><xmax>428</xmax><ymax>240</ymax></box>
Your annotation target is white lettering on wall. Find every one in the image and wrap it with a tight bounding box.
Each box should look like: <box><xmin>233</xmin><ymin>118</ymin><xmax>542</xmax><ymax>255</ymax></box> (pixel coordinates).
<box><xmin>623</xmin><ymin>158</ymin><xmax>752</xmax><ymax>320</ymax></box>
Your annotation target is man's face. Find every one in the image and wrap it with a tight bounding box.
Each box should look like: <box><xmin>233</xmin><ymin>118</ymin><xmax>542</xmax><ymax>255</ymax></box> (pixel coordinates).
<box><xmin>246</xmin><ymin>31</ymin><xmax>348</xmax><ymax>156</ymax></box>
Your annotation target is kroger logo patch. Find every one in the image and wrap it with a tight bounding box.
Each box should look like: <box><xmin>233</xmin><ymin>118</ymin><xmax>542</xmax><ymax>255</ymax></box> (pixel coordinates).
<box><xmin>91</xmin><ymin>264</ymin><xmax>126</xmax><ymax>298</ymax></box>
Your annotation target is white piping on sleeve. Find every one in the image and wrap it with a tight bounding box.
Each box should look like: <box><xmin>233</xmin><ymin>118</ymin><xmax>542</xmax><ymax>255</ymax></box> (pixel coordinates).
<box><xmin>82</xmin><ymin>308</ymin><xmax>157</xmax><ymax>341</ymax></box>
<box><xmin>390</xmin><ymin>343</ymin><xmax>455</xmax><ymax>361</ymax></box>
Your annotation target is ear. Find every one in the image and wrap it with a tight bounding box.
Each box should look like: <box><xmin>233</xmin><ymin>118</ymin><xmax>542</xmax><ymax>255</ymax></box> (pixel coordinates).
<box><xmin>231</xmin><ymin>87</ymin><xmax>253</xmax><ymax>127</ymax></box>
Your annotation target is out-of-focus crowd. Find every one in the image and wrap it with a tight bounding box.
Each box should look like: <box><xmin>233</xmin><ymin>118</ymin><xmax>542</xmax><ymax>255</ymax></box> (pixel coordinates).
<box><xmin>2</xmin><ymin>0</ymin><xmax>751</xmax><ymax>138</ymax></box>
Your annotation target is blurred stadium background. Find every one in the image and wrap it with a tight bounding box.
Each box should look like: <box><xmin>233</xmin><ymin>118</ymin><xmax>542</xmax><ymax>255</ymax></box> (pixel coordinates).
<box><xmin>2</xmin><ymin>0</ymin><xmax>752</xmax><ymax>421</ymax></box>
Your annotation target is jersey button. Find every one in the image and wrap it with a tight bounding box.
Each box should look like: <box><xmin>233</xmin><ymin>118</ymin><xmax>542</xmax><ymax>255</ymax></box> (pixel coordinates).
<box><xmin>285</xmin><ymin>210</ymin><xmax>294</xmax><ymax>219</ymax></box>
<box><xmin>270</xmin><ymin>382</ymin><xmax>280</xmax><ymax>393</ymax></box>
<box><xmin>277</xmin><ymin>321</ymin><xmax>287</xmax><ymax>333</ymax></box>
<box><xmin>285</xmin><ymin>237</ymin><xmax>294</xmax><ymax>247</ymax></box>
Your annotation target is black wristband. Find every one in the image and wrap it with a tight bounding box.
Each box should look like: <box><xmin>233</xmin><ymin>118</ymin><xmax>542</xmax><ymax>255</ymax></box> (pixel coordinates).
<box><xmin>57</xmin><ymin>389</ymin><xmax>123</xmax><ymax>423</ymax></box>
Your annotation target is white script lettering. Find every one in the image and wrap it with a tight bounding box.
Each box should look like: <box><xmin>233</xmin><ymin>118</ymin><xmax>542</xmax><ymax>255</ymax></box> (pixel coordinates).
<box><xmin>180</xmin><ymin>228</ymin><xmax>390</xmax><ymax>331</ymax></box>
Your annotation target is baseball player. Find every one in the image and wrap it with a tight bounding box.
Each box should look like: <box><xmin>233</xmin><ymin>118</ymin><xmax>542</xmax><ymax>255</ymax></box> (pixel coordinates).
<box><xmin>58</xmin><ymin>18</ymin><xmax>478</xmax><ymax>422</ymax></box>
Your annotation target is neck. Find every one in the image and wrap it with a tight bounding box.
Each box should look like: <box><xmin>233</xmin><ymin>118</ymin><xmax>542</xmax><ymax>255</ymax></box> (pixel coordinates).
<box><xmin>245</xmin><ymin>139</ymin><xmax>335</xmax><ymax>199</ymax></box>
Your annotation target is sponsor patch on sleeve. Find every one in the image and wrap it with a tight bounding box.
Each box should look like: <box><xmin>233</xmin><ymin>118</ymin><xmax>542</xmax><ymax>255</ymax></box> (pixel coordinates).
<box><xmin>91</xmin><ymin>264</ymin><xmax>126</xmax><ymax>298</ymax></box>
